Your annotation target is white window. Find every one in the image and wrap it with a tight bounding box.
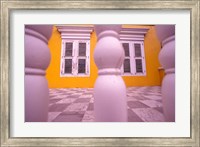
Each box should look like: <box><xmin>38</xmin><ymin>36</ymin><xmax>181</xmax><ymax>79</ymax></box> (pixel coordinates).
<box><xmin>121</xmin><ymin>41</ymin><xmax>146</xmax><ymax>76</ymax></box>
<box><xmin>57</xmin><ymin>25</ymin><xmax>93</xmax><ymax>77</ymax></box>
<box><xmin>60</xmin><ymin>40</ymin><xmax>90</xmax><ymax>77</ymax></box>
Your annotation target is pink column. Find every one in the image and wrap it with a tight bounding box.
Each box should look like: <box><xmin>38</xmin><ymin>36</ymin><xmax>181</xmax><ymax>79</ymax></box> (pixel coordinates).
<box><xmin>94</xmin><ymin>25</ymin><xmax>127</xmax><ymax>122</ymax></box>
<box><xmin>25</xmin><ymin>25</ymin><xmax>52</xmax><ymax>122</ymax></box>
<box><xmin>155</xmin><ymin>25</ymin><xmax>175</xmax><ymax>122</ymax></box>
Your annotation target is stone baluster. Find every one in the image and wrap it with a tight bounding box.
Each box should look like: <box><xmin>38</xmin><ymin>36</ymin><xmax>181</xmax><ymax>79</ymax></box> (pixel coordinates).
<box><xmin>155</xmin><ymin>25</ymin><xmax>175</xmax><ymax>122</ymax></box>
<box><xmin>25</xmin><ymin>25</ymin><xmax>53</xmax><ymax>122</ymax></box>
<box><xmin>93</xmin><ymin>25</ymin><xmax>127</xmax><ymax>122</ymax></box>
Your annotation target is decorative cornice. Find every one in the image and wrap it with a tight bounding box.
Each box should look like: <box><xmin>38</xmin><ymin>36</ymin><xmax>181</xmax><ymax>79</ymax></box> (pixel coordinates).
<box><xmin>56</xmin><ymin>25</ymin><xmax>149</xmax><ymax>41</ymax></box>
<box><xmin>119</xmin><ymin>28</ymin><xmax>149</xmax><ymax>41</ymax></box>
<box><xmin>56</xmin><ymin>25</ymin><xmax>93</xmax><ymax>40</ymax></box>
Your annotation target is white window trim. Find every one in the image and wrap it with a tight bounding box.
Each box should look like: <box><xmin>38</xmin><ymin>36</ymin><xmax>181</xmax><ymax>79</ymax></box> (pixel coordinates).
<box><xmin>119</xmin><ymin>27</ymin><xmax>149</xmax><ymax>76</ymax></box>
<box><xmin>60</xmin><ymin>39</ymin><xmax>90</xmax><ymax>77</ymax></box>
<box><xmin>57</xmin><ymin>25</ymin><xmax>93</xmax><ymax>77</ymax></box>
<box><xmin>121</xmin><ymin>40</ymin><xmax>146</xmax><ymax>76</ymax></box>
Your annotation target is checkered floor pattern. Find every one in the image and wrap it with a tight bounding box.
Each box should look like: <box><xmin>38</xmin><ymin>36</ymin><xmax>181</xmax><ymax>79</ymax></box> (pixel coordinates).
<box><xmin>48</xmin><ymin>86</ymin><xmax>164</xmax><ymax>122</ymax></box>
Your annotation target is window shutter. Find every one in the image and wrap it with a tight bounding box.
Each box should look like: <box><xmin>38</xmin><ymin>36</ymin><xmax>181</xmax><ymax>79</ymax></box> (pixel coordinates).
<box><xmin>65</xmin><ymin>42</ymin><xmax>73</xmax><ymax>57</ymax></box>
<box><xmin>135</xmin><ymin>59</ymin><xmax>143</xmax><ymax>73</ymax></box>
<box><xmin>61</xmin><ymin>41</ymin><xmax>65</xmax><ymax>74</ymax></box>
<box><xmin>64</xmin><ymin>59</ymin><xmax>72</xmax><ymax>73</ymax></box>
<box><xmin>85</xmin><ymin>41</ymin><xmax>90</xmax><ymax>75</ymax></box>
<box><xmin>124</xmin><ymin>59</ymin><xmax>131</xmax><ymax>73</ymax></box>
<box><xmin>72</xmin><ymin>41</ymin><xmax>77</xmax><ymax>75</ymax></box>
<box><xmin>134</xmin><ymin>43</ymin><xmax>142</xmax><ymax>57</ymax></box>
<box><xmin>72</xmin><ymin>41</ymin><xmax>75</xmax><ymax>57</ymax></box>
<box><xmin>134</xmin><ymin>42</ymin><xmax>145</xmax><ymax>74</ymax></box>
<box><xmin>121</xmin><ymin>42</ymin><xmax>131</xmax><ymax>74</ymax></box>
<box><xmin>79</xmin><ymin>42</ymin><xmax>87</xmax><ymax>56</ymax></box>
<box><xmin>78</xmin><ymin>59</ymin><xmax>86</xmax><ymax>74</ymax></box>
<box><xmin>141</xmin><ymin>43</ymin><xmax>146</xmax><ymax>74</ymax></box>
<box><xmin>122</xmin><ymin>43</ymin><xmax>130</xmax><ymax>57</ymax></box>
<box><xmin>61</xmin><ymin>59</ymin><xmax>64</xmax><ymax>74</ymax></box>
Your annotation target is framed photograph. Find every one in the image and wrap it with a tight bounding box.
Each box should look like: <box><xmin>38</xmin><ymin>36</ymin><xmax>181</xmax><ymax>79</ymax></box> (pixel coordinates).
<box><xmin>1</xmin><ymin>0</ymin><xmax>199</xmax><ymax>146</ymax></box>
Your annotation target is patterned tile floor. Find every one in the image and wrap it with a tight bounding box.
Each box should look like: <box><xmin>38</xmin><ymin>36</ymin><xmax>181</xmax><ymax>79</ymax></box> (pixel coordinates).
<box><xmin>48</xmin><ymin>86</ymin><xmax>165</xmax><ymax>122</ymax></box>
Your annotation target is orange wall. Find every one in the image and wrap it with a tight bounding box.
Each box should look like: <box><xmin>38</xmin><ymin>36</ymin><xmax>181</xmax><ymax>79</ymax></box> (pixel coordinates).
<box><xmin>46</xmin><ymin>25</ymin><xmax>162</xmax><ymax>88</ymax></box>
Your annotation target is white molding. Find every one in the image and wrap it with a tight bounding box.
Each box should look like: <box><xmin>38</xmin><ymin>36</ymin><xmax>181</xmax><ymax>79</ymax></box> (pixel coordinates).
<box><xmin>120</xmin><ymin>30</ymin><xmax>148</xmax><ymax>34</ymax></box>
<box><xmin>121</xmin><ymin>28</ymin><xmax>149</xmax><ymax>33</ymax></box>
<box><xmin>57</xmin><ymin>25</ymin><xmax>93</xmax><ymax>40</ymax></box>
<box><xmin>60</xmin><ymin>74</ymin><xmax>90</xmax><ymax>77</ymax></box>
<box><xmin>61</xmin><ymin>36</ymin><xmax>91</xmax><ymax>40</ymax></box>
<box><xmin>120</xmin><ymin>37</ymin><xmax>144</xmax><ymax>41</ymax></box>
<box><xmin>120</xmin><ymin>34</ymin><xmax>144</xmax><ymax>38</ymax></box>
<box><xmin>119</xmin><ymin>28</ymin><xmax>149</xmax><ymax>41</ymax></box>
<box><xmin>61</xmin><ymin>33</ymin><xmax>91</xmax><ymax>36</ymax></box>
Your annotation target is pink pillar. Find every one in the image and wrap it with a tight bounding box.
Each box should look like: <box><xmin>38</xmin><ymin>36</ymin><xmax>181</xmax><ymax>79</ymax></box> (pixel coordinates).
<box><xmin>155</xmin><ymin>25</ymin><xmax>175</xmax><ymax>122</ymax></box>
<box><xmin>25</xmin><ymin>25</ymin><xmax>53</xmax><ymax>122</ymax></box>
<box><xmin>94</xmin><ymin>25</ymin><xmax>127</xmax><ymax>122</ymax></box>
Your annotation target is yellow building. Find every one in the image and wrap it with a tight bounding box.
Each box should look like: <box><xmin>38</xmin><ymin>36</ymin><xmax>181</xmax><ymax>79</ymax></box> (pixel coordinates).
<box><xmin>46</xmin><ymin>25</ymin><xmax>164</xmax><ymax>88</ymax></box>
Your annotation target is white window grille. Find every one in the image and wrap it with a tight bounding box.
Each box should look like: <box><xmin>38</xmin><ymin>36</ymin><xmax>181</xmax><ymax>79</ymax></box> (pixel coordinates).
<box><xmin>121</xmin><ymin>41</ymin><xmax>146</xmax><ymax>76</ymax></box>
<box><xmin>60</xmin><ymin>40</ymin><xmax>90</xmax><ymax>77</ymax></box>
<box><xmin>119</xmin><ymin>27</ymin><xmax>149</xmax><ymax>76</ymax></box>
<box><xmin>57</xmin><ymin>25</ymin><xmax>93</xmax><ymax>77</ymax></box>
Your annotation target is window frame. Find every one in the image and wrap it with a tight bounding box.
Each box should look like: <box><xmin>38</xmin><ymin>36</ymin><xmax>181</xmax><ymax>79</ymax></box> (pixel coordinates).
<box><xmin>60</xmin><ymin>39</ymin><xmax>90</xmax><ymax>77</ymax></box>
<box><xmin>121</xmin><ymin>40</ymin><xmax>146</xmax><ymax>76</ymax></box>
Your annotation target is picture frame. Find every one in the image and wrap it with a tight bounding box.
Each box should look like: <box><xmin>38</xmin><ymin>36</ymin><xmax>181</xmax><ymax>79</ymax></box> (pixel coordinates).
<box><xmin>1</xmin><ymin>0</ymin><xmax>199</xmax><ymax>146</ymax></box>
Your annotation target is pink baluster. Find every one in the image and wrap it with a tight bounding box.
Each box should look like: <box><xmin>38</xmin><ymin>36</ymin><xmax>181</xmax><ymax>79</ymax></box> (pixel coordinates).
<box><xmin>94</xmin><ymin>25</ymin><xmax>127</xmax><ymax>122</ymax></box>
<box><xmin>155</xmin><ymin>25</ymin><xmax>175</xmax><ymax>122</ymax></box>
<box><xmin>25</xmin><ymin>25</ymin><xmax>53</xmax><ymax>122</ymax></box>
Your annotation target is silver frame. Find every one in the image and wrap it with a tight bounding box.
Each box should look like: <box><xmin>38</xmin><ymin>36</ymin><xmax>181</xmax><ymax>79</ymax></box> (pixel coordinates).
<box><xmin>1</xmin><ymin>0</ymin><xmax>199</xmax><ymax>146</ymax></box>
